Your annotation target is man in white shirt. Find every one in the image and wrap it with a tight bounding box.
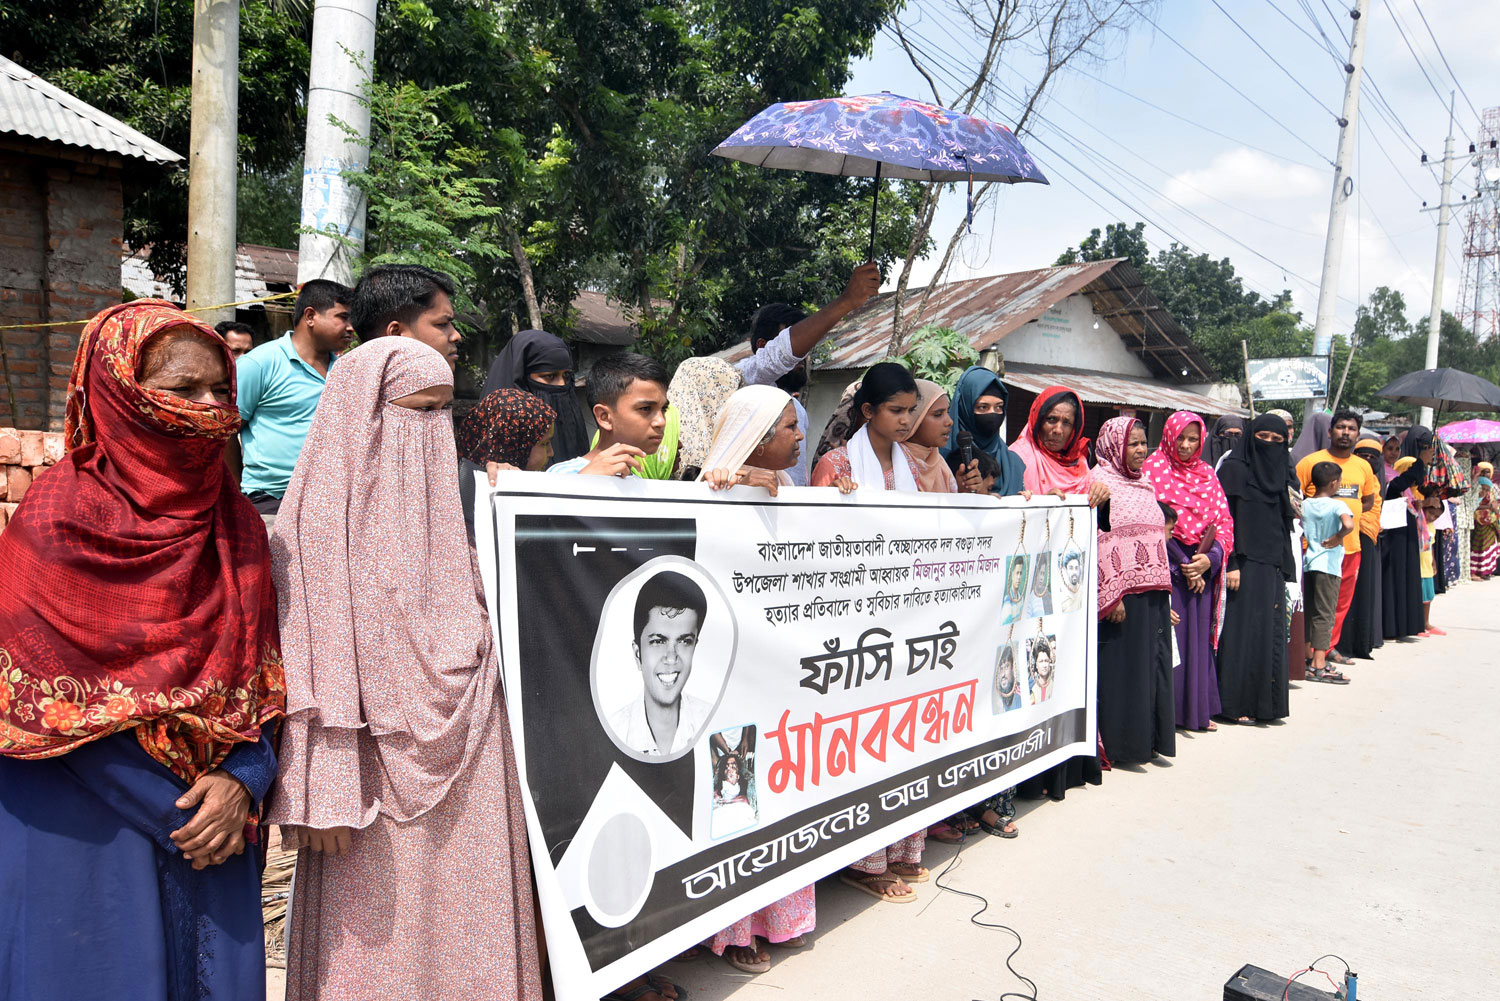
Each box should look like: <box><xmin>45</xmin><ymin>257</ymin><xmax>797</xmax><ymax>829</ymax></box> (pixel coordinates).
<box><xmin>609</xmin><ymin>570</ymin><xmax>714</xmax><ymax>757</ymax></box>
<box><xmin>739</xmin><ymin>262</ymin><xmax>880</xmax><ymax>485</ymax></box>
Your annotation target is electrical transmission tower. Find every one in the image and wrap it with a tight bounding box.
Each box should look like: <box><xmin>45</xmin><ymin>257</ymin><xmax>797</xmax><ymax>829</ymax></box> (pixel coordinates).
<box><xmin>1457</xmin><ymin>107</ymin><xmax>1500</xmax><ymax>339</ymax></box>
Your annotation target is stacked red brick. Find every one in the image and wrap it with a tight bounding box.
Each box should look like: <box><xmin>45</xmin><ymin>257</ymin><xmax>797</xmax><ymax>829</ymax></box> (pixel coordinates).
<box><xmin>0</xmin><ymin>426</ymin><xmax>64</xmax><ymax>530</ymax></box>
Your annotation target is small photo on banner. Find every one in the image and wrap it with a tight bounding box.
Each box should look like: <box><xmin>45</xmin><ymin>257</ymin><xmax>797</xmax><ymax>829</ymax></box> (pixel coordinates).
<box><xmin>991</xmin><ymin>641</ymin><xmax>1025</xmax><ymax>714</ymax></box>
<box><xmin>1056</xmin><ymin>541</ymin><xmax>1086</xmax><ymax>613</ymax></box>
<box><xmin>1025</xmin><ymin>630</ymin><xmax>1059</xmax><ymax>706</ymax></box>
<box><xmin>1024</xmin><ymin>550</ymin><xmax>1054</xmax><ymax>618</ymax></box>
<box><xmin>1000</xmin><ymin>554</ymin><xmax>1029</xmax><ymax>624</ymax></box>
<box><xmin>708</xmin><ymin>724</ymin><xmax>758</xmax><ymax>840</ymax></box>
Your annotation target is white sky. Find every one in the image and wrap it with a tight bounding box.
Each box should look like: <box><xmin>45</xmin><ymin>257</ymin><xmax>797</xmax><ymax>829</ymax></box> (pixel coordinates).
<box><xmin>844</xmin><ymin>0</ymin><xmax>1500</xmax><ymax>333</ymax></box>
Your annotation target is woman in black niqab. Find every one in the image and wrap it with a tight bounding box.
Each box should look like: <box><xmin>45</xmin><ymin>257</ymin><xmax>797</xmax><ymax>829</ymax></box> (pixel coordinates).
<box><xmin>481</xmin><ymin>329</ymin><xmax>591</xmax><ymax>465</ymax></box>
<box><xmin>1215</xmin><ymin>414</ymin><xmax>1296</xmax><ymax>722</ymax></box>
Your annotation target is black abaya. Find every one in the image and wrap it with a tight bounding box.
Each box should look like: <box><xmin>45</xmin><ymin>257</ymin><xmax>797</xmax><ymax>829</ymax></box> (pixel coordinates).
<box><xmin>1097</xmin><ymin>590</ymin><xmax>1175</xmax><ymax>764</ymax></box>
<box><xmin>1216</xmin><ymin>560</ymin><xmax>1290</xmax><ymax>721</ymax></box>
<box><xmin>1337</xmin><ymin>532</ymin><xmax>1381</xmax><ymax>659</ymax></box>
<box><xmin>1381</xmin><ymin>524</ymin><xmax>1424</xmax><ymax>638</ymax></box>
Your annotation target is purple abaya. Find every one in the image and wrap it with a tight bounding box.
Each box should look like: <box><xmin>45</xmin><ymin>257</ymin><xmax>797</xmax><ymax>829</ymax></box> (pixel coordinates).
<box><xmin>1168</xmin><ymin>537</ymin><xmax>1223</xmax><ymax>730</ymax></box>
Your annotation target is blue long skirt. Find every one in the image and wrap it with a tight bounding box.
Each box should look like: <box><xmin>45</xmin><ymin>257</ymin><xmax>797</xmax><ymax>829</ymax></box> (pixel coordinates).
<box><xmin>0</xmin><ymin>729</ymin><xmax>273</xmax><ymax>1001</ymax></box>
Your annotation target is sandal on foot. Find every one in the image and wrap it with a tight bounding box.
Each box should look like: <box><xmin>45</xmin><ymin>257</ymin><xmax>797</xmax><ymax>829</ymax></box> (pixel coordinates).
<box><xmin>605</xmin><ymin>975</ymin><xmax>687</xmax><ymax>1001</ymax></box>
<box><xmin>1427</xmin><ymin>626</ymin><xmax>1447</xmax><ymax>636</ymax></box>
<box><xmin>927</xmin><ymin>822</ymin><xmax>964</xmax><ymax>844</ymax></box>
<box><xmin>1308</xmin><ymin>666</ymin><xmax>1350</xmax><ymax>685</ymax></box>
<box><xmin>771</xmin><ymin>935</ymin><xmax>807</xmax><ymax>949</ymax></box>
<box><xmin>948</xmin><ymin>813</ymin><xmax>981</xmax><ymax>832</ymax></box>
<box><xmin>975</xmin><ymin>812</ymin><xmax>1019</xmax><ymax>838</ymax></box>
<box><xmin>839</xmin><ymin>870</ymin><xmax>917</xmax><ymax>903</ymax></box>
<box><xmin>645</xmin><ymin>973</ymin><xmax>688</xmax><ymax>1000</ymax></box>
<box><xmin>889</xmin><ymin>863</ymin><xmax>930</xmax><ymax>884</ymax></box>
<box><xmin>722</xmin><ymin>947</ymin><xmax>770</xmax><ymax>975</ymax></box>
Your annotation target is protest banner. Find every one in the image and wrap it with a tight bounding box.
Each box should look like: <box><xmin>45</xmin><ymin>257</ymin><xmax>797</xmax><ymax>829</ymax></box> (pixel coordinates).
<box><xmin>475</xmin><ymin>474</ymin><xmax>1097</xmax><ymax>1001</ymax></box>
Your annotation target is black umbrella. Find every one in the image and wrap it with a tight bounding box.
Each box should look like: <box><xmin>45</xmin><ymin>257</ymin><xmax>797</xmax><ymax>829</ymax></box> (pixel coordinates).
<box><xmin>1375</xmin><ymin>367</ymin><xmax>1500</xmax><ymax>412</ymax></box>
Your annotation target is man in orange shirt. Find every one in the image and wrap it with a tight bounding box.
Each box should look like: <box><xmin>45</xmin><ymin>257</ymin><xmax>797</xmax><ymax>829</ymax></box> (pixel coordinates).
<box><xmin>1295</xmin><ymin>410</ymin><xmax>1379</xmax><ymax>666</ymax></box>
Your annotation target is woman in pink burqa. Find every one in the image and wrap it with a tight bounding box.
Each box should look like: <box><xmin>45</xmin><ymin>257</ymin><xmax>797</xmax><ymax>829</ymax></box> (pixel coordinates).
<box><xmin>266</xmin><ymin>337</ymin><xmax>541</xmax><ymax>1000</ymax></box>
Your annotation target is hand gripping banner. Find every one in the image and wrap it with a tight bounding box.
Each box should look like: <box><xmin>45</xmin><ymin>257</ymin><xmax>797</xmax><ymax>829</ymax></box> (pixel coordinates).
<box><xmin>475</xmin><ymin>475</ymin><xmax>1097</xmax><ymax>1001</ymax></box>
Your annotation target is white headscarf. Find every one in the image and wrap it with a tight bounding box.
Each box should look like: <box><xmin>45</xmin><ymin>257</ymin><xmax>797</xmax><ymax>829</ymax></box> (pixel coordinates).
<box><xmin>846</xmin><ymin>424</ymin><xmax>919</xmax><ymax>492</ymax></box>
<box><xmin>697</xmin><ymin>385</ymin><xmax>794</xmax><ymax>483</ymax></box>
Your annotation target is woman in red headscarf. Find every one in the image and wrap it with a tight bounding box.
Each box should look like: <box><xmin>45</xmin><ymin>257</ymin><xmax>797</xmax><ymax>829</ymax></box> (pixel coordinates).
<box><xmin>0</xmin><ymin>300</ymin><xmax>285</xmax><ymax>1000</ymax></box>
<box><xmin>1143</xmin><ymin>411</ymin><xmax>1235</xmax><ymax>731</ymax></box>
<box><xmin>1007</xmin><ymin>385</ymin><xmax>1107</xmax><ymax>801</ymax></box>
<box><xmin>1009</xmin><ymin>385</ymin><xmax>1110</xmax><ymax>507</ymax></box>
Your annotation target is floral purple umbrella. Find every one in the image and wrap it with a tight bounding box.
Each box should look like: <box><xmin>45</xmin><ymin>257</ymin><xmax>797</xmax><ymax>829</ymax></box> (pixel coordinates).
<box><xmin>712</xmin><ymin>93</ymin><xmax>1048</xmax><ymax>258</ymax></box>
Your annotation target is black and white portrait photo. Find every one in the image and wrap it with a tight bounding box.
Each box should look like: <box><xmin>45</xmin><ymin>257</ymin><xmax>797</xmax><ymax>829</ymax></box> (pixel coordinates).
<box><xmin>592</xmin><ymin>558</ymin><xmax>737</xmax><ymax>763</ymax></box>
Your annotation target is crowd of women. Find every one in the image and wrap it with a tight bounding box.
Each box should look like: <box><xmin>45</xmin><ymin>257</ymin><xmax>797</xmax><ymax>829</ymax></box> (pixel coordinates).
<box><xmin>1</xmin><ymin>287</ymin><xmax>1491</xmax><ymax>1001</ymax></box>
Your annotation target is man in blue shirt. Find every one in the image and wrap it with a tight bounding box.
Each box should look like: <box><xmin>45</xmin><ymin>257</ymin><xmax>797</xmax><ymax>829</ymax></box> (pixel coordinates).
<box><xmin>233</xmin><ymin>279</ymin><xmax>352</xmax><ymax>516</ymax></box>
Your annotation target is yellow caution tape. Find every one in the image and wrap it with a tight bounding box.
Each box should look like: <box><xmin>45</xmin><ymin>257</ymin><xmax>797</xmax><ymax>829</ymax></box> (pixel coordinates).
<box><xmin>0</xmin><ymin>290</ymin><xmax>298</xmax><ymax>331</ymax></box>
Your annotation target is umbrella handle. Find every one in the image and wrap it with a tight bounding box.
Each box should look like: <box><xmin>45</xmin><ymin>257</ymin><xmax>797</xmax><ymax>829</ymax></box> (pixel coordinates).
<box><xmin>868</xmin><ymin>161</ymin><xmax>882</xmax><ymax>263</ymax></box>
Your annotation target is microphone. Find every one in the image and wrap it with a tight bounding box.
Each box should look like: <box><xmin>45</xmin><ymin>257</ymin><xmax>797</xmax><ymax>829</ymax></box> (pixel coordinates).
<box><xmin>957</xmin><ymin>431</ymin><xmax>974</xmax><ymax>468</ymax></box>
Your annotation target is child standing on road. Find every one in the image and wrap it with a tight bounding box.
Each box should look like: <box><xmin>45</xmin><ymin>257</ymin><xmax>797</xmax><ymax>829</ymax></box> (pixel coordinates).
<box><xmin>1303</xmin><ymin>461</ymin><xmax>1354</xmax><ymax>684</ymax></box>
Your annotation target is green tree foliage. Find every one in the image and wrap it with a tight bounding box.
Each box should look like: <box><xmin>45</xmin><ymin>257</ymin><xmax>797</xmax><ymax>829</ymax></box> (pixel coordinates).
<box><xmin>373</xmin><ymin>0</ymin><xmax>920</xmax><ymax>363</ymax></box>
<box><xmin>1</xmin><ymin>0</ymin><xmax>312</xmax><ymax>286</ymax></box>
<box><xmin>322</xmin><ymin>77</ymin><xmax>504</xmax><ymax>308</ymax></box>
<box><xmin>11</xmin><ymin>0</ymin><xmax>922</xmax><ymax>362</ymax></box>
<box><xmin>890</xmin><ymin>325</ymin><xmax>978</xmax><ymax>395</ymax></box>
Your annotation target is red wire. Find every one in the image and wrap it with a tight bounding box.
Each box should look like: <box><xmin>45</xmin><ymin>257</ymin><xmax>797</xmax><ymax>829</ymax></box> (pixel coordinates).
<box><xmin>1282</xmin><ymin>966</ymin><xmax>1344</xmax><ymax>1000</ymax></box>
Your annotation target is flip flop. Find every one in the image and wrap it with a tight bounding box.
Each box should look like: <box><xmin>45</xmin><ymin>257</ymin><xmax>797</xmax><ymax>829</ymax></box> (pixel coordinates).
<box><xmin>889</xmin><ymin>863</ymin><xmax>930</xmax><ymax>884</ymax></box>
<box><xmin>722</xmin><ymin>949</ymin><xmax>770</xmax><ymax>974</ymax></box>
<box><xmin>839</xmin><ymin>871</ymin><xmax>917</xmax><ymax>903</ymax></box>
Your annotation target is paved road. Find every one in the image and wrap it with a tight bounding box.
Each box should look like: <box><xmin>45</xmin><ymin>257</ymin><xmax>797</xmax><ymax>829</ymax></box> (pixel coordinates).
<box><xmin>651</xmin><ymin>581</ymin><xmax>1495</xmax><ymax>1001</ymax></box>
<box><xmin>268</xmin><ymin>581</ymin><xmax>1496</xmax><ymax>1000</ymax></box>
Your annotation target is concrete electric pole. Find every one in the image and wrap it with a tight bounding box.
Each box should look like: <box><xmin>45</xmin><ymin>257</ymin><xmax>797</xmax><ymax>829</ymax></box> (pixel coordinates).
<box><xmin>184</xmin><ymin>0</ymin><xmax>240</xmax><ymax>325</ymax></box>
<box><xmin>296</xmin><ymin>0</ymin><xmax>378</xmax><ymax>286</ymax></box>
<box><xmin>1418</xmin><ymin>97</ymin><xmax>1458</xmax><ymax>429</ymax></box>
<box><xmin>1310</xmin><ymin>0</ymin><xmax>1370</xmax><ymax>410</ymax></box>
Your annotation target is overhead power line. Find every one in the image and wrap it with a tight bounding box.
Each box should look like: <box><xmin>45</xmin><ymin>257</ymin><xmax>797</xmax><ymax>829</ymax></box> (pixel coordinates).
<box><xmin>1140</xmin><ymin>13</ymin><xmax>1333</xmax><ymax>164</ymax></box>
<box><xmin>1379</xmin><ymin>0</ymin><xmax>1458</xmax><ymax>118</ymax></box>
<box><xmin>1208</xmin><ymin>0</ymin><xmax>1341</xmax><ymax>119</ymax></box>
<box><xmin>1063</xmin><ymin>65</ymin><xmax>1324</xmax><ymax>171</ymax></box>
<box><xmin>1406</xmin><ymin>0</ymin><xmax>1483</xmax><ymax>127</ymax></box>
<box><xmin>1260</xmin><ymin>0</ymin><xmax>1347</xmax><ymax>68</ymax></box>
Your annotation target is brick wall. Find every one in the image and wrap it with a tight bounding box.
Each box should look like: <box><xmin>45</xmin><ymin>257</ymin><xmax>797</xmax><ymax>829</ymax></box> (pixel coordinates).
<box><xmin>0</xmin><ymin>426</ymin><xmax>64</xmax><ymax>530</ymax></box>
<box><xmin>0</xmin><ymin>146</ymin><xmax>125</xmax><ymax>432</ymax></box>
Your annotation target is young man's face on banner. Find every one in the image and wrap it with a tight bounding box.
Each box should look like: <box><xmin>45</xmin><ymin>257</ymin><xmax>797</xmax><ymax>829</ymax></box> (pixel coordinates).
<box><xmin>634</xmin><ymin>606</ymin><xmax>700</xmax><ymax>707</ymax></box>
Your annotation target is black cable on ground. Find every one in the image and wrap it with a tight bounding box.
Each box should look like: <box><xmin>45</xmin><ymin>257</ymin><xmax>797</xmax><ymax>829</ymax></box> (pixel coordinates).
<box><xmin>930</xmin><ymin>830</ymin><xmax>1039</xmax><ymax>1001</ymax></box>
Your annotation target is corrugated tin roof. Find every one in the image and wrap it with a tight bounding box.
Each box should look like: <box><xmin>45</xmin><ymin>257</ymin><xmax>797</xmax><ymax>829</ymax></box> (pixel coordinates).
<box><xmin>0</xmin><ymin>55</ymin><xmax>181</xmax><ymax>164</ymax></box>
<box><xmin>122</xmin><ymin>243</ymin><xmax>299</xmax><ymax>307</ymax></box>
<box><xmin>1002</xmin><ymin>362</ymin><xmax>1247</xmax><ymax>416</ymax></box>
<box><xmin>571</xmin><ymin>290</ymin><xmax>648</xmax><ymax>346</ymax></box>
<box><xmin>714</xmin><ymin>258</ymin><xmax>1218</xmax><ymax>384</ymax></box>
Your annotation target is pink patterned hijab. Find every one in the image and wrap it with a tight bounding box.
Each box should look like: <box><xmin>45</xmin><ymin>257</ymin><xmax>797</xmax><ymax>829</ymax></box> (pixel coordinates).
<box><xmin>267</xmin><ymin>337</ymin><xmax>501</xmax><ymax>828</ymax></box>
<box><xmin>1143</xmin><ymin>410</ymin><xmax>1235</xmax><ymax>553</ymax></box>
<box><xmin>1093</xmin><ymin>417</ymin><xmax>1171</xmax><ymax>616</ymax></box>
